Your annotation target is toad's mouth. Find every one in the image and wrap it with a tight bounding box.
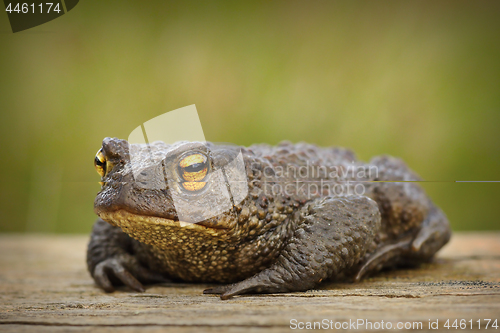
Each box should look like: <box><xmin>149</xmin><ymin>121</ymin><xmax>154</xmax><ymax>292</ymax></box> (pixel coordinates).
<box><xmin>98</xmin><ymin>210</ymin><xmax>226</xmax><ymax>233</ymax></box>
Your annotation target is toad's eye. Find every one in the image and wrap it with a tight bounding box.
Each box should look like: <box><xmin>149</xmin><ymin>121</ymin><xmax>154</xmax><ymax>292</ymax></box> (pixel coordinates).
<box><xmin>94</xmin><ymin>148</ymin><xmax>106</xmax><ymax>177</ymax></box>
<box><xmin>178</xmin><ymin>153</ymin><xmax>208</xmax><ymax>191</ymax></box>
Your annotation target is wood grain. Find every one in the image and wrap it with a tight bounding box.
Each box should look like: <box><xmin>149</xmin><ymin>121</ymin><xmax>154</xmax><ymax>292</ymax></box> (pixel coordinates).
<box><xmin>0</xmin><ymin>232</ymin><xmax>499</xmax><ymax>332</ymax></box>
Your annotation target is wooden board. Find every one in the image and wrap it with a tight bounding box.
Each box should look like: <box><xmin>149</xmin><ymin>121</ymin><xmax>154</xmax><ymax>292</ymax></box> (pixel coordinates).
<box><xmin>0</xmin><ymin>232</ymin><xmax>499</xmax><ymax>332</ymax></box>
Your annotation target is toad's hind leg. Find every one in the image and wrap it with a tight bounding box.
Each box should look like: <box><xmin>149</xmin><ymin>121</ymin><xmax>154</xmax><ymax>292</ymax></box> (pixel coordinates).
<box><xmin>204</xmin><ymin>196</ymin><xmax>381</xmax><ymax>299</ymax></box>
<box><xmin>354</xmin><ymin>203</ymin><xmax>451</xmax><ymax>281</ymax></box>
<box><xmin>409</xmin><ymin>204</ymin><xmax>451</xmax><ymax>260</ymax></box>
<box><xmin>353</xmin><ymin>155</ymin><xmax>452</xmax><ymax>281</ymax></box>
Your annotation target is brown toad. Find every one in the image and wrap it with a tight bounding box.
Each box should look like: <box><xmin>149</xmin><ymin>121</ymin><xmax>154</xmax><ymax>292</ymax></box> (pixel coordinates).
<box><xmin>87</xmin><ymin>138</ymin><xmax>451</xmax><ymax>299</ymax></box>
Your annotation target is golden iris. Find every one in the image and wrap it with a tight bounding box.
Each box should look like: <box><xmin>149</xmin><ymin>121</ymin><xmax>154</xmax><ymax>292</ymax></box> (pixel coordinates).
<box><xmin>178</xmin><ymin>153</ymin><xmax>208</xmax><ymax>191</ymax></box>
<box><xmin>94</xmin><ymin>148</ymin><xmax>106</xmax><ymax>177</ymax></box>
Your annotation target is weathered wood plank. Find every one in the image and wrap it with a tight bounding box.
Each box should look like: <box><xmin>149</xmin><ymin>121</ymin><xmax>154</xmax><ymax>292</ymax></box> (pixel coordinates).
<box><xmin>0</xmin><ymin>232</ymin><xmax>499</xmax><ymax>332</ymax></box>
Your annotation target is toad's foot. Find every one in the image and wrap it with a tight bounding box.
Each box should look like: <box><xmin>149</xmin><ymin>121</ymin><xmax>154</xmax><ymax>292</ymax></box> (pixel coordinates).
<box><xmin>354</xmin><ymin>203</ymin><xmax>451</xmax><ymax>281</ymax></box>
<box><xmin>88</xmin><ymin>219</ymin><xmax>171</xmax><ymax>293</ymax></box>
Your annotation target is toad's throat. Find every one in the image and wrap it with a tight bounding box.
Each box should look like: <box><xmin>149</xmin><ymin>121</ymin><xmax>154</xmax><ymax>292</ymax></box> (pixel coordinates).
<box><xmin>98</xmin><ymin>210</ymin><xmax>225</xmax><ymax>233</ymax></box>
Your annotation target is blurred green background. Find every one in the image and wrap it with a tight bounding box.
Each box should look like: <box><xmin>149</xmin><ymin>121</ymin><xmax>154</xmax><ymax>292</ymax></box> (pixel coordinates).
<box><xmin>0</xmin><ymin>0</ymin><xmax>499</xmax><ymax>233</ymax></box>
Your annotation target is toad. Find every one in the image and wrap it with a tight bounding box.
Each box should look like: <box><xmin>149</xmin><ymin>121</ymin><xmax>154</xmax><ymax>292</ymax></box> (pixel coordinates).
<box><xmin>87</xmin><ymin>138</ymin><xmax>451</xmax><ymax>299</ymax></box>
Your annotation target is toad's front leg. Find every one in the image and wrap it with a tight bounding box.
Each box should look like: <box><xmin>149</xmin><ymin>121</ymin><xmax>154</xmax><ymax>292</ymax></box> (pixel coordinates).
<box><xmin>87</xmin><ymin>219</ymin><xmax>170</xmax><ymax>292</ymax></box>
<box><xmin>204</xmin><ymin>196</ymin><xmax>381</xmax><ymax>299</ymax></box>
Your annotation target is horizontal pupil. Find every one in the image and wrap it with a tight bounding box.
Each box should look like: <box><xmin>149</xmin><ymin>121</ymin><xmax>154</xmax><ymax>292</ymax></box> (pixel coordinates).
<box><xmin>185</xmin><ymin>163</ymin><xmax>205</xmax><ymax>173</ymax></box>
<box><xmin>95</xmin><ymin>156</ymin><xmax>105</xmax><ymax>167</ymax></box>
